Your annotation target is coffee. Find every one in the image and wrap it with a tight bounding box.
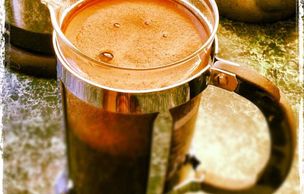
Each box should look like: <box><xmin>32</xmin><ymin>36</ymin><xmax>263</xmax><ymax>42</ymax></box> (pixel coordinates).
<box><xmin>63</xmin><ymin>0</ymin><xmax>208</xmax><ymax>68</ymax></box>
<box><xmin>65</xmin><ymin>88</ymin><xmax>203</xmax><ymax>194</ymax></box>
<box><xmin>62</xmin><ymin>0</ymin><xmax>210</xmax><ymax>90</ymax></box>
<box><xmin>60</xmin><ymin>0</ymin><xmax>210</xmax><ymax>193</ymax></box>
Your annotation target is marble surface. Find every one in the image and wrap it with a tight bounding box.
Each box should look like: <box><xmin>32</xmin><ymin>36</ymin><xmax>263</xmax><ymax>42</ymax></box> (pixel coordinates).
<box><xmin>2</xmin><ymin>17</ymin><xmax>302</xmax><ymax>194</ymax></box>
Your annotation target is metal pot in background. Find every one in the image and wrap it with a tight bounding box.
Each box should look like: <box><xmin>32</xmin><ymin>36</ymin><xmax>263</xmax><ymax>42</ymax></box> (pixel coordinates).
<box><xmin>5</xmin><ymin>0</ymin><xmax>56</xmax><ymax>77</ymax></box>
<box><xmin>216</xmin><ymin>0</ymin><xmax>296</xmax><ymax>23</ymax></box>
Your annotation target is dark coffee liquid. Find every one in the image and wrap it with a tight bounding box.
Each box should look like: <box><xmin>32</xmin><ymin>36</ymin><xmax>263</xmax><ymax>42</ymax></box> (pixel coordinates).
<box><xmin>65</xmin><ymin>88</ymin><xmax>200</xmax><ymax>194</ymax></box>
<box><xmin>64</xmin><ymin>88</ymin><xmax>203</xmax><ymax>194</ymax></box>
<box><xmin>65</xmin><ymin>89</ymin><xmax>156</xmax><ymax>193</ymax></box>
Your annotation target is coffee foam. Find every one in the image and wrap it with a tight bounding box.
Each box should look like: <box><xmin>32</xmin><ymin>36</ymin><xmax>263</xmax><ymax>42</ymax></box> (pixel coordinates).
<box><xmin>62</xmin><ymin>0</ymin><xmax>210</xmax><ymax>90</ymax></box>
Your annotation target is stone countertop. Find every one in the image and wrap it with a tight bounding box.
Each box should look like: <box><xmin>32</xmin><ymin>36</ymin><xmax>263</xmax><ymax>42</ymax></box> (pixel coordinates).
<box><xmin>2</xmin><ymin>18</ymin><xmax>302</xmax><ymax>194</ymax></box>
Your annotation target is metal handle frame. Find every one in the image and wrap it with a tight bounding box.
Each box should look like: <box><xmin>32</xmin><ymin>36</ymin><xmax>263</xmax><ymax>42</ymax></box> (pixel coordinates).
<box><xmin>168</xmin><ymin>56</ymin><xmax>296</xmax><ymax>194</ymax></box>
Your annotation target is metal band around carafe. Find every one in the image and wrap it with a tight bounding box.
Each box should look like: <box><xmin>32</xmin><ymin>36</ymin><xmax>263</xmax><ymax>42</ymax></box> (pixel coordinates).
<box><xmin>55</xmin><ymin>38</ymin><xmax>210</xmax><ymax>114</ymax></box>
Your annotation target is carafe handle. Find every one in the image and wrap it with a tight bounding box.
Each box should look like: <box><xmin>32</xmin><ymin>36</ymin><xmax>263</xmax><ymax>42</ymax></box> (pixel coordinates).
<box><xmin>169</xmin><ymin>57</ymin><xmax>296</xmax><ymax>194</ymax></box>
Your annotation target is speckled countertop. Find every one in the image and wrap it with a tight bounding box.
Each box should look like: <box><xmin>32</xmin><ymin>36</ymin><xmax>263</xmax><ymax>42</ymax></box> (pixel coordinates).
<box><xmin>2</xmin><ymin>17</ymin><xmax>302</xmax><ymax>194</ymax></box>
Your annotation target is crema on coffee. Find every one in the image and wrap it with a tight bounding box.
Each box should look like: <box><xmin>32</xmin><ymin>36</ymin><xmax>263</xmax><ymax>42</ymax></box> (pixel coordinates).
<box><xmin>61</xmin><ymin>0</ymin><xmax>210</xmax><ymax>90</ymax></box>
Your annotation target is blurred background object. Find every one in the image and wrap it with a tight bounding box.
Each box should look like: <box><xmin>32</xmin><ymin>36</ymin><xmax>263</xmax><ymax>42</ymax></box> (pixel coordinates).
<box><xmin>5</xmin><ymin>0</ymin><xmax>56</xmax><ymax>77</ymax></box>
<box><xmin>216</xmin><ymin>0</ymin><xmax>296</xmax><ymax>23</ymax></box>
